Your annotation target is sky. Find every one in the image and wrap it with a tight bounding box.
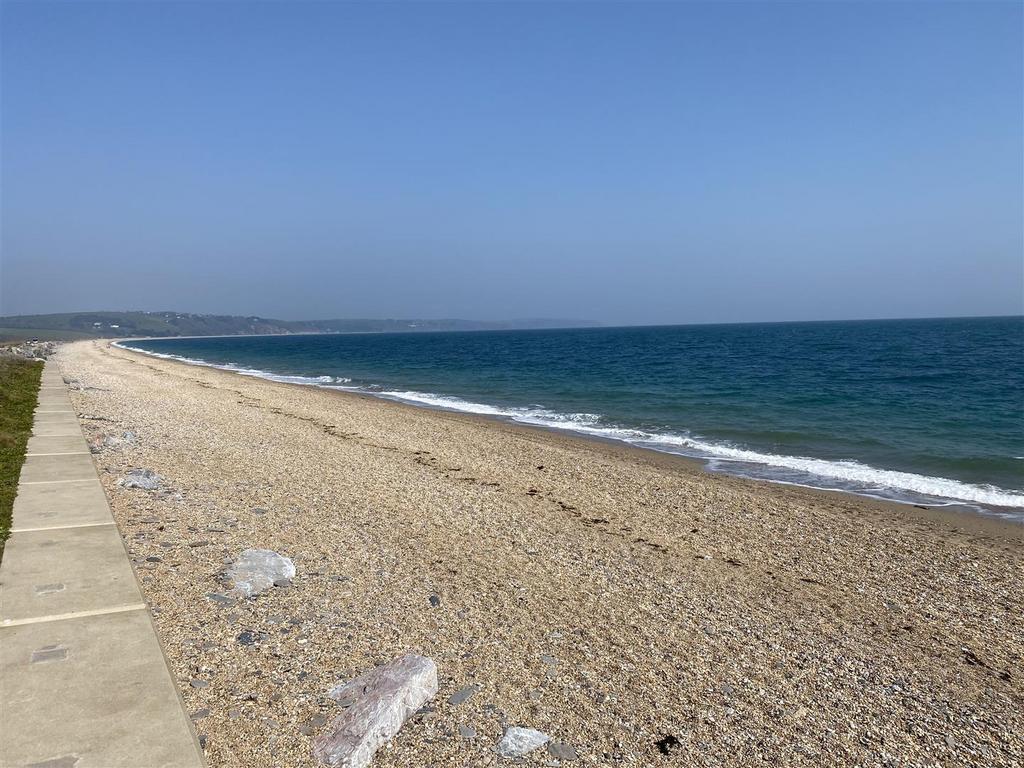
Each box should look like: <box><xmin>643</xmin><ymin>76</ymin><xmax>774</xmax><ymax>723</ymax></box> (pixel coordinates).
<box><xmin>1</xmin><ymin>1</ymin><xmax>1021</xmax><ymax>326</ymax></box>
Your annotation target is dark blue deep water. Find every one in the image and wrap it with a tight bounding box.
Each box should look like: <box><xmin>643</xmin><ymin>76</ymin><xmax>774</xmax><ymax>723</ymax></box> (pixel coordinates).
<box><xmin>123</xmin><ymin>317</ymin><xmax>1024</xmax><ymax>517</ymax></box>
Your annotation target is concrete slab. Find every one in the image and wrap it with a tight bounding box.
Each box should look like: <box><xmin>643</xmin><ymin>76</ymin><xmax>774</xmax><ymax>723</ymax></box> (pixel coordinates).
<box><xmin>0</xmin><ymin>526</ymin><xmax>142</xmax><ymax>623</ymax></box>
<box><xmin>0</xmin><ymin>610</ymin><xmax>204</xmax><ymax>768</ymax></box>
<box><xmin>19</xmin><ymin>453</ymin><xmax>98</xmax><ymax>484</ymax></box>
<box><xmin>30</xmin><ymin>411</ymin><xmax>80</xmax><ymax>422</ymax></box>
<box><xmin>26</xmin><ymin>434</ymin><xmax>90</xmax><ymax>455</ymax></box>
<box><xmin>31</xmin><ymin>421</ymin><xmax>84</xmax><ymax>437</ymax></box>
<box><xmin>37</xmin><ymin>388</ymin><xmax>72</xmax><ymax>399</ymax></box>
<box><xmin>37</xmin><ymin>387</ymin><xmax>72</xmax><ymax>396</ymax></box>
<box><xmin>11</xmin><ymin>478</ymin><xmax>112</xmax><ymax>530</ymax></box>
<box><xmin>34</xmin><ymin>403</ymin><xmax>73</xmax><ymax>415</ymax></box>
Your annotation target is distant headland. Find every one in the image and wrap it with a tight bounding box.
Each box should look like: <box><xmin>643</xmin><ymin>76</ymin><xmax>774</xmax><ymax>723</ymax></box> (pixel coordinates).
<box><xmin>0</xmin><ymin>311</ymin><xmax>599</xmax><ymax>341</ymax></box>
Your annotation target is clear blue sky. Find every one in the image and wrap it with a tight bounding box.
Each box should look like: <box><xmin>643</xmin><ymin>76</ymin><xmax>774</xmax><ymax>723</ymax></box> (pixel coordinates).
<box><xmin>2</xmin><ymin>1</ymin><xmax>1021</xmax><ymax>324</ymax></box>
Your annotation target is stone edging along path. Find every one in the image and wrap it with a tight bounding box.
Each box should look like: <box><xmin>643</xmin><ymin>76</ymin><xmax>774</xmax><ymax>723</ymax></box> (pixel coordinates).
<box><xmin>0</xmin><ymin>361</ymin><xmax>205</xmax><ymax>768</ymax></box>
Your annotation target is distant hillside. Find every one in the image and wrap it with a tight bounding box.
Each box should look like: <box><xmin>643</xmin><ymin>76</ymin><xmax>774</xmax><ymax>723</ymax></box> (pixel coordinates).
<box><xmin>0</xmin><ymin>311</ymin><xmax>596</xmax><ymax>340</ymax></box>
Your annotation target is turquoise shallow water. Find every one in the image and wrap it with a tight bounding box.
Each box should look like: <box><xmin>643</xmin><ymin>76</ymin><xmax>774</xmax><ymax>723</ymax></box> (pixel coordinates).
<box><xmin>123</xmin><ymin>316</ymin><xmax>1024</xmax><ymax>518</ymax></box>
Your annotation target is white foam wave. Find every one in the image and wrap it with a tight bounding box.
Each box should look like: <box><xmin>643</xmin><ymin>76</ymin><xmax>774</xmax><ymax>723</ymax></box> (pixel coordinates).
<box><xmin>112</xmin><ymin>343</ymin><xmax>351</xmax><ymax>386</ymax></box>
<box><xmin>115</xmin><ymin>342</ymin><xmax>1024</xmax><ymax>512</ymax></box>
<box><xmin>377</xmin><ymin>391</ymin><xmax>1024</xmax><ymax>510</ymax></box>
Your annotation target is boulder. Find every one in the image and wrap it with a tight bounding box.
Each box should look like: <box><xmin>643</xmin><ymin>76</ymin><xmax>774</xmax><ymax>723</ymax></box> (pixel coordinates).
<box><xmin>228</xmin><ymin>549</ymin><xmax>295</xmax><ymax>597</ymax></box>
<box><xmin>313</xmin><ymin>654</ymin><xmax>438</xmax><ymax>767</ymax></box>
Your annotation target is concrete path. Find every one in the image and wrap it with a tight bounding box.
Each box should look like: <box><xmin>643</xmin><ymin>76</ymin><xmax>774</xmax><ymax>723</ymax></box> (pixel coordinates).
<box><xmin>0</xmin><ymin>362</ymin><xmax>205</xmax><ymax>768</ymax></box>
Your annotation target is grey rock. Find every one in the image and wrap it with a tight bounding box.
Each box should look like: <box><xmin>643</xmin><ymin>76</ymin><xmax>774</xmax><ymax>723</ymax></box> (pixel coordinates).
<box><xmin>236</xmin><ymin>630</ymin><xmax>259</xmax><ymax>646</ymax></box>
<box><xmin>314</xmin><ymin>654</ymin><xmax>438</xmax><ymax>768</ymax></box>
<box><xmin>30</xmin><ymin>645</ymin><xmax>68</xmax><ymax>664</ymax></box>
<box><xmin>458</xmin><ymin>724</ymin><xmax>476</xmax><ymax>740</ymax></box>
<box><xmin>496</xmin><ymin>727</ymin><xmax>549</xmax><ymax>758</ymax></box>
<box><xmin>547</xmin><ymin>741</ymin><xmax>578</xmax><ymax>761</ymax></box>
<box><xmin>27</xmin><ymin>756</ymin><xmax>79</xmax><ymax>768</ymax></box>
<box><xmin>448</xmin><ymin>684</ymin><xmax>480</xmax><ymax>706</ymax></box>
<box><xmin>190</xmin><ymin>679</ymin><xmax>209</xmax><ymax>688</ymax></box>
<box><xmin>227</xmin><ymin>549</ymin><xmax>296</xmax><ymax>597</ymax></box>
<box><xmin>429</xmin><ymin>594</ymin><xmax>441</xmax><ymax>607</ymax></box>
<box><xmin>273</xmin><ymin>578</ymin><xmax>292</xmax><ymax>588</ymax></box>
<box><xmin>190</xmin><ymin>708</ymin><xmax>210</xmax><ymax>720</ymax></box>
<box><xmin>119</xmin><ymin>469</ymin><xmax>163</xmax><ymax>491</ymax></box>
<box><xmin>540</xmin><ymin>655</ymin><xmax>558</xmax><ymax>665</ymax></box>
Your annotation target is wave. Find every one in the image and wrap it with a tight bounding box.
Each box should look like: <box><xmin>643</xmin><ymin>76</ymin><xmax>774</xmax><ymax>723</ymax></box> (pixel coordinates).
<box><xmin>111</xmin><ymin>343</ymin><xmax>352</xmax><ymax>386</ymax></box>
<box><xmin>115</xmin><ymin>342</ymin><xmax>1024</xmax><ymax>516</ymax></box>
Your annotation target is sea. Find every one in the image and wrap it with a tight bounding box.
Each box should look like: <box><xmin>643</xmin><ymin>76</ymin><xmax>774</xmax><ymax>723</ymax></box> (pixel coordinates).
<box><xmin>119</xmin><ymin>316</ymin><xmax>1024</xmax><ymax>520</ymax></box>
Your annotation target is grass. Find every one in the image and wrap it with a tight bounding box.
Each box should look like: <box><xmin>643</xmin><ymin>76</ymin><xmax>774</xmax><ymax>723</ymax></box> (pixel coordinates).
<box><xmin>0</xmin><ymin>356</ymin><xmax>43</xmax><ymax>561</ymax></box>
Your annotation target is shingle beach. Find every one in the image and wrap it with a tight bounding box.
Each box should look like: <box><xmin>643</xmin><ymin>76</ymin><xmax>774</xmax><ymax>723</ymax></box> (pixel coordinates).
<box><xmin>55</xmin><ymin>340</ymin><xmax>1023</xmax><ymax>767</ymax></box>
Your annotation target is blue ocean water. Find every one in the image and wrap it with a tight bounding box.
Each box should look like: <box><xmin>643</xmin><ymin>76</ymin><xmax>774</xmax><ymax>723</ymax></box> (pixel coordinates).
<box><xmin>121</xmin><ymin>317</ymin><xmax>1024</xmax><ymax>518</ymax></box>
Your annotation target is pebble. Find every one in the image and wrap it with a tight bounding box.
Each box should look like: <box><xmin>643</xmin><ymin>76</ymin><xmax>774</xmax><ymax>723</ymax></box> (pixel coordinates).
<box><xmin>496</xmin><ymin>727</ymin><xmax>549</xmax><ymax>758</ymax></box>
<box><xmin>448</xmin><ymin>684</ymin><xmax>480</xmax><ymax>706</ymax></box>
<box><xmin>547</xmin><ymin>741</ymin><xmax>578</xmax><ymax>761</ymax></box>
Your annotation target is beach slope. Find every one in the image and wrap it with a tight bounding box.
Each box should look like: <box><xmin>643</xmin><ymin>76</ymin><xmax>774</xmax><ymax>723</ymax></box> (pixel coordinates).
<box><xmin>56</xmin><ymin>340</ymin><xmax>1022</xmax><ymax>767</ymax></box>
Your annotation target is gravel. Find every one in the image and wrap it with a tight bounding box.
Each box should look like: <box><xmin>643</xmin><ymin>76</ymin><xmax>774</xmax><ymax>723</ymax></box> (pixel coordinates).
<box><xmin>58</xmin><ymin>340</ymin><xmax>1024</xmax><ymax>768</ymax></box>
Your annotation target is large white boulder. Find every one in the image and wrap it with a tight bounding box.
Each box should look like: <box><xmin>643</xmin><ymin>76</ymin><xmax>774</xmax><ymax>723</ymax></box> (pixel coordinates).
<box><xmin>313</xmin><ymin>654</ymin><xmax>438</xmax><ymax>767</ymax></box>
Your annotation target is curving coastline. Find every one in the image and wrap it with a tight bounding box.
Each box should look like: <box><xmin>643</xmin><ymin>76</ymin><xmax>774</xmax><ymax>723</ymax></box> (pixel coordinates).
<box><xmin>113</xmin><ymin>337</ymin><xmax>1024</xmax><ymax>520</ymax></box>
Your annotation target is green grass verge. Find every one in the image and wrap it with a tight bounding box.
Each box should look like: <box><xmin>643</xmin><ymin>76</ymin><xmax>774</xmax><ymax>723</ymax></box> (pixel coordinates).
<box><xmin>0</xmin><ymin>357</ymin><xmax>43</xmax><ymax>561</ymax></box>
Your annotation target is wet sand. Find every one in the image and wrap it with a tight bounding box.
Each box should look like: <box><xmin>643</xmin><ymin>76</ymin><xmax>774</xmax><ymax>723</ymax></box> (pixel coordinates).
<box><xmin>57</xmin><ymin>339</ymin><xmax>1023</xmax><ymax>767</ymax></box>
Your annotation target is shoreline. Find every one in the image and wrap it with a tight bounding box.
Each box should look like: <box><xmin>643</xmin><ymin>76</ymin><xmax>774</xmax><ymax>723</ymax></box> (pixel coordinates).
<box><xmin>56</xmin><ymin>339</ymin><xmax>1024</xmax><ymax>767</ymax></box>
<box><xmin>113</xmin><ymin>339</ymin><xmax>1024</xmax><ymax>530</ymax></box>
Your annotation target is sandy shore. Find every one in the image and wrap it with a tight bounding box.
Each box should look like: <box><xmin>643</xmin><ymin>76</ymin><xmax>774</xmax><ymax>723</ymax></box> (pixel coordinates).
<box><xmin>55</xmin><ymin>340</ymin><xmax>1022</xmax><ymax>767</ymax></box>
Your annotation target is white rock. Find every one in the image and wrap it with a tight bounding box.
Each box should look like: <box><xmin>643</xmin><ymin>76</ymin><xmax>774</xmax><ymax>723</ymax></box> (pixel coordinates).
<box><xmin>227</xmin><ymin>548</ymin><xmax>295</xmax><ymax>597</ymax></box>
<box><xmin>496</xmin><ymin>727</ymin><xmax>550</xmax><ymax>758</ymax></box>
<box><xmin>313</xmin><ymin>654</ymin><xmax>438</xmax><ymax>767</ymax></box>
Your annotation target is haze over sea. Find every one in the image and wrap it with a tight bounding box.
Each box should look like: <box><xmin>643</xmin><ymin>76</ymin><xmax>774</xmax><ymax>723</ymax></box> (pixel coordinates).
<box><xmin>123</xmin><ymin>316</ymin><xmax>1023</xmax><ymax>518</ymax></box>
